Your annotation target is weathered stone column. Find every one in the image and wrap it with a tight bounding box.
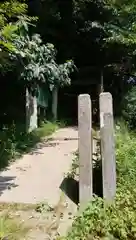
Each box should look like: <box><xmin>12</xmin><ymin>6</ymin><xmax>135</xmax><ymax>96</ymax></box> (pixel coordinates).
<box><xmin>99</xmin><ymin>92</ymin><xmax>116</xmax><ymax>201</ymax></box>
<box><xmin>26</xmin><ymin>88</ymin><xmax>37</xmax><ymax>132</ymax></box>
<box><xmin>78</xmin><ymin>94</ymin><xmax>93</xmax><ymax>210</ymax></box>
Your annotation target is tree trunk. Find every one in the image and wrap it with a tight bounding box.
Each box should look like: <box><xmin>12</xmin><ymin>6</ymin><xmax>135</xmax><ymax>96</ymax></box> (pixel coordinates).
<box><xmin>100</xmin><ymin>69</ymin><xmax>104</xmax><ymax>93</ymax></box>
<box><xmin>52</xmin><ymin>86</ymin><xmax>58</xmax><ymax>120</ymax></box>
<box><xmin>26</xmin><ymin>88</ymin><xmax>37</xmax><ymax>132</ymax></box>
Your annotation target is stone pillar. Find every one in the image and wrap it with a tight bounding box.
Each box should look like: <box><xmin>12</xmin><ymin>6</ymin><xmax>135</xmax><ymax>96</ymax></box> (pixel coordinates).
<box><xmin>52</xmin><ymin>86</ymin><xmax>58</xmax><ymax>120</ymax></box>
<box><xmin>99</xmin><ymin>92</ymin><xmax>116</xmax><ymax>201</ymax></box>
<box><xmin>78</xmin><ymin>94</ymin><xmax>93</xmax><ymax>210</ymax></box>
<box><xmin>26</xmin><ymin>88</ymin><xmax>37</xmax><ymax>132</ymax></box>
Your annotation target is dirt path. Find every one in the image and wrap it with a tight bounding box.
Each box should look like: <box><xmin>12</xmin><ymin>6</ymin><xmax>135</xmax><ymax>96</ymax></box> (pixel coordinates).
<box><xmin>0</xmin><ymin>127</ymin><xmax>79</xmax><ymax>239</ymax></box>
<box><xmin>0</xmin><ymin>127</ymin><xmax>100</xmax><ymax>239</ymax></box>
<box><xmin>0</xmin><ymin>127</ymin><xmax>78</xmax><ymax>206</ymax></box>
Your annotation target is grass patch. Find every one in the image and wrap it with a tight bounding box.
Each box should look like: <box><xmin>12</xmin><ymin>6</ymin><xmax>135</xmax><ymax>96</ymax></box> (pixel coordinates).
<box><xmin>0</xmin><ymin>202</ymin><xmax>37</xmax><ymax>212</ymax></box>
<box><xmin>0</xmin><ymin>121</ymin><xmax>62</xmax><ymax>170</ymax></box>
<box><xmin>60</xmin><ymin>121</ymin><xmax>136</xmax><ymax>240</ymax></box>
<box><xmin>0</xmin><ymin>201</ymin><xmax>53</xmax><ymax>239</ymax></box>
<box><xmin>0</xmin><ymin>213</ymin><xmax>29</xmax><ymax>240</ymax></box>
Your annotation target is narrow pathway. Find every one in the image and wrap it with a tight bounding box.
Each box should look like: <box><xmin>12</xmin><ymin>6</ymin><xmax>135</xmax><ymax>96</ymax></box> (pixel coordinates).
<box><xmin>0</xmin><ymin>127</ymin><xmax>78</xmax><ymax>206</ymax></box>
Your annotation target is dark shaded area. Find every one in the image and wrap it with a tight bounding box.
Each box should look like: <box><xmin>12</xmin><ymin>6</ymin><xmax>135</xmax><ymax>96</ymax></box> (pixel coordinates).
<box><xmin>28</xmin><ymin>0</ymin><xmax>131</xmax><ymax>120</ymax></box>
<box><xmin>0</xmin><ymin>176</ymin><xmax>17</xmax><ymax>197</ymax></box>
<box><xmin>93</xmin><ymin>166</ymin><xmax>103</xmax><ymax>198</ymax></box>
<box><xmin>60</xmin><ymin>177</ymin><xmax>79</xmax><ymax>205</ymax></box>
<box><xmin>58</xmin><ymin>83</ymin><xmax>99</xmax><ymax>125</ymax></box>
<box><xmin>0</xmin><ymin>73</ymin><xmax>26</xmax><ymax>127</ymax></box>
<box><xmin>60</xmin><ymin>166</ymin><xmax>103</xmax><ymax>205</ymax></box>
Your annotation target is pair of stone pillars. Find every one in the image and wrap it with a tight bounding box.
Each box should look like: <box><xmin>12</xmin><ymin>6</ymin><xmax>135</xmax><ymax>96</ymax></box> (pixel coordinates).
<box><xmin>78</xmin><ymin>92</ymin><xmax>116</xmax><ymax>210</ymax></box>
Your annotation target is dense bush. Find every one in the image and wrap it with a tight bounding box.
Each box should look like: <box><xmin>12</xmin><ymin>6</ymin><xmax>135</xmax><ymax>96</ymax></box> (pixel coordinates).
<box><xmin>62</xmin><ymin>191</ymin><xmax>136</xmax><ymax>240</ymax></box>
<box><xmin>60</xmin><ymin>122</ymin><xmax>136</xmax><ymax>240</ymax></box>
<box><xmin>122</xmin><ymin>86</ymin><xmax>136</xmax><ymax>129</ymax></box>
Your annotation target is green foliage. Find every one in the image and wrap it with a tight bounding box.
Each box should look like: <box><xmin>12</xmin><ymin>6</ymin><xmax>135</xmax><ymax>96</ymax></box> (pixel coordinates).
<box><xmin>0</xmin><ymin>1</ymin><xmax>28</xmax><ymax>72</ymax></box>
<box><xmin>1</xmin><ymin>0</ymin><xmax>136</xmax><ymax>89</ymax></box>
<box><xmin>122</xmin><ymin>86</ymin><xmax>136</xmax><ymax>129</ymax></box>
<box><xmin>105</xmin><ymin>0</ymin><xmax>136</xmax><ymax>45</ymax></box>
<box><xmin>63</xmin><ymin>191</ymin><xmax>136</xmax><ymax>240</ymax></box>
<box><xmin>0</xmin><ymin>1</ymin><xmax>28</xmax><ymax>46</ymax></box>
<box><xmin>10</xmin><ymin>24</ymin><xmax>75</xmax><ymax>93</ymax></box>
<box><xmin>61</xmin><ymin>123</ymin><xmax>136</xmax><ymax>240</ymax></box>
<box><xmin>33</xmin><ymin>0</ymin><xmax>136</xmax><ymax>90</ymax></box>
<box><xmin>0</xmin><ymin>1</ymin><xmax>27</xmax><ymax>21</ymax></box>
<box><xmin>66</xmin><ymin>150</ymin><xmax>79</xmax><ymax>178</ymax></box>
<box><xmin>0</xmin><ymin>1</ymin><xmax>37</xmax><ymax>73</ymax></box>
<box><xmin>73</xmin><ymin>0</ymin><xmax>136</xmax><ymax>47</ymax></box>
<box><xmin>115</xmin><ymin>122</ymin><xmax>136</xmax><ymax>182</ymax></box>
<box><xmin>0</xmin><ymin>23</ymin><xmax>18</xmax><ymax>54</ymax></box>
<box><xmin>1</xmin><ymin>13</ymin><xmax>75</xmax><ymax>92</ymax></box>
<box><xmin>0</xmin><ymin>121</ymin><xmax>59</xmax><ymax>169</ymax></box>
<box><xmin>36</xmin><ymin>201</ymin><xmax>53</xmax><ymax>213</ymax></box>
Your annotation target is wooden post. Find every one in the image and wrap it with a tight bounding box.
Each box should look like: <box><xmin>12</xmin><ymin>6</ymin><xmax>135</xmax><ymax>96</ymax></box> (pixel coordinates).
<box><xmin>52</xmin><ymin>86</ymin><xmax>58</xmax><ymax>120</ymax></box>
<box><xmin>78</xmin><ymin>94</ymin><xmax>93</xmax><ymax>210</ymax></box>
<box><xmin>99</xmin><ymin>92</ymin><xmax>116</xmax><ymax>201</ymax></box>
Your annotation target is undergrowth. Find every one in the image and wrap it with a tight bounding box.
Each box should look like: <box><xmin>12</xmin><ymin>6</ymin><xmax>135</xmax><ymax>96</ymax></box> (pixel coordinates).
<box><xmin>60</xmin><ymin>122</ymin><xmax>136</xmax><ymax>240</ymax></box>
<box><xmin>0</xmin><ymin>121</ymin><xmax>61</xmax><ymax>169</ymax></box>
<box><xmin>0</xmin><ymin>213</ymin><xmax>29</xmax><ymax>240</ymax></box>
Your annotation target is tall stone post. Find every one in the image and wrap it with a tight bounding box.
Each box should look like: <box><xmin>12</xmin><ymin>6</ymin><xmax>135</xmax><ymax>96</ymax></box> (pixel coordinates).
<box><xmin>99</xmin><ymin>92</ymin><xmax>116</xmax><ymax>201</ymax></box>
<box><xmin>78</xmin><ymin>94</ymin><xmax>93</xmax><ymax>210</ymax></box>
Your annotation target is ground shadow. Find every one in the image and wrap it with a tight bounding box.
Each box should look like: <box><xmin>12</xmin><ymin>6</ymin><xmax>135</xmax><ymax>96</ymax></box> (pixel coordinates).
<box><xmin>29</xmin><ymin>139</ymin><xmax>60</xmax><ymax>155</ymax></box>
<box><xmin>29</xmin><ymin>135</ymin><xmax>78</xmax><ymax>155</ymax></box>
<box><xmin>0</xmin><ymin>122</ymin><xmax>60</xmax><ymax>169</ymax></box>
<box><xmin>60</xmin><ymin>168</ymin><xmax>103</xmax><ymax>205</ymax></box>
<box><xmin>0</xmin><ymin>176</ymin><xmax>17</xmax><ymax>196</ymax></box>
<box><xmin>60</xmin><ymin>177</ymin><xmax>79</xmax><ymax>205</ymax></box>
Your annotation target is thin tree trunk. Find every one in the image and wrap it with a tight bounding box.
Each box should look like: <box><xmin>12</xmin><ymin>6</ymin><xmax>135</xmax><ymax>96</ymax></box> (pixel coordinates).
<box><xmin>100</xmin><ymin>69</ymin><xmax>104</xmax><ymax>93</ymax></box>
<box><xmin>52</xmin><ymin>86</ymin><xmax>58</xmax><ymax>120</ymax></box>
<box><xmin>26</xmin><ymin>88</ymin><xmax>37</xmax><ymax>132</ymax></box>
